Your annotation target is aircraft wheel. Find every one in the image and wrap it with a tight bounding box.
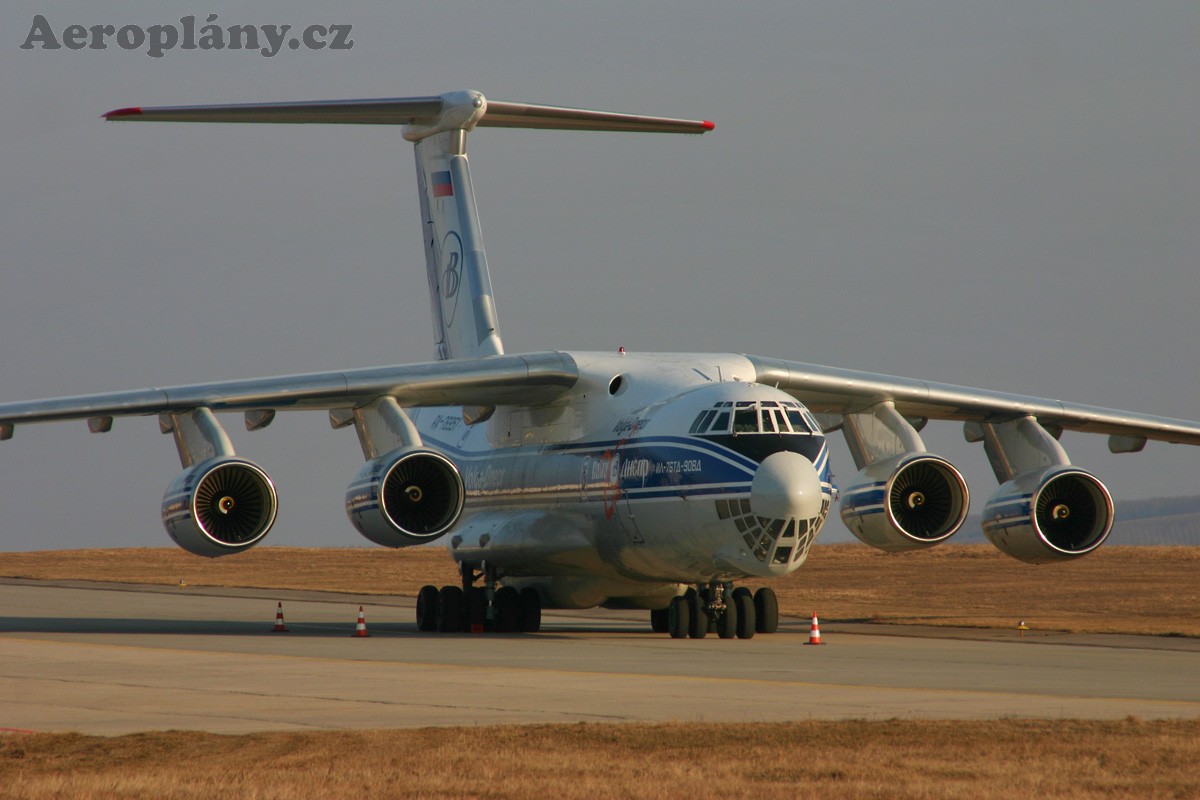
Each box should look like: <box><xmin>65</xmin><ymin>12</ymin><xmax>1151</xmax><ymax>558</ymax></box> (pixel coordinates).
<box><xmin>416</xmin><ymin>585</ymin><xmax>439</xmax><ymax>632</ymax></box>
<box><xmin>687</xmin><ymin>589</ymin><xmax>708</xmax><ymax>639</ymax></box>
<box><xmin>754</xmin><ymin>587</ymin><xmax>779</xmax><ymax>634</ymax></box>
<box><xmin>735</xmin><ymin>592</ymin><xmax>756</xmax><ymax>639</ymax></box>
<box><xmin>668</xmin><ymin>596</ymin><xmax>690</xmax><ymax>639</ymax></box>
<box><xmin>716</xmin><ymin>600</ymin><xmax>737</xmax><ymax>639</ymax></box>
<box><xmin>494</xmin><ymin>586</ymin><xmax>520</xmax><ymax>633</ymax></box>
<box><xmin>437</xmin><ymin>585</ymin><xmax>464</xmax><ymax>632</ymax></box>
<box><xmin>517</xmin><ymin>587</ymin><xmax>542</xmax><ymax>633</ymax></box>
<box><xmin>650</xmin><ymin>608</ymin><xmax>670</xmax><ymax>633</ymax></box>
<box><xmin>732</xmin><ymin>586</ymin><xmax>753</xmax><ymax>602</ymax></box>
<box><xmin>465</xmin><ymin>586</ymin><xmax>488</xmax><ymax>630</ymax></box>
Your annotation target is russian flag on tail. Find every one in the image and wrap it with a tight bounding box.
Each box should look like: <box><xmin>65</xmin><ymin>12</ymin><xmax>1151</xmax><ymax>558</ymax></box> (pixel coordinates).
<box><xmin>432</xmin><ymin>171</ymin><xmax>453</xmax><ymax>197</ymax></box>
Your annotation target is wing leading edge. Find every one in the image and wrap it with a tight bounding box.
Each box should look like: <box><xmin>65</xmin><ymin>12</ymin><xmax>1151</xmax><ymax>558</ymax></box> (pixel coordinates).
<box><xmin>746</xmin><ymin>355</ymin><xmax>1200</xmax><ymax>449</ymax></box>
<box><xmin>0</xmin><ymin>351</ymin><xmax>577</xmax><ymax>439</ymax></box>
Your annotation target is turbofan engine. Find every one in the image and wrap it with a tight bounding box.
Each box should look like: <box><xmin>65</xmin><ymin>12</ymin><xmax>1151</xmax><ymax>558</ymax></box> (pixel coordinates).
<box><xmin>982</xmin><ymin>466</ymin><xmax>1113</xmax><ymax>563</ymax></box>
<box><xmin>345</xmin><ymin>448</ymin><xmax>465</xmax><ymax>547</ymax></box>
<box><xmin>839</xmin><ymin>453</ymin><xmax>970</xmax><ymax>552</ymax></box>
<box><xmin>162</xmin><ymin>457</ymin><xmax>278</xmax><ymax>557</ymax></box>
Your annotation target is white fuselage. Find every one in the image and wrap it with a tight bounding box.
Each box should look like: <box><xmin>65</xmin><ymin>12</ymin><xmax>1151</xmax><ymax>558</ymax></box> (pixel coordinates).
<box><xmin>410</xmin><ymin>352</ymin><xmax>835</xmax><ymax>609</ymax></box>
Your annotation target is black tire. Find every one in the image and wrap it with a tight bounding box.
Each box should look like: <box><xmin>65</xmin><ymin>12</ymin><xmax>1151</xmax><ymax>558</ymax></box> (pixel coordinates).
<box><xmin>687</xmin><ymin>590</ymin><xmax>708</xmax><ymax>639</ymax></box>
<box><xmin>668</xmin><ymin>596</ymin><xmax>690</xmax><ymax>639</ymax></box>
<box><xmin>716</xmin><ymin>598</ymin><xmax>737</xmax><ymax>639</ymax></box>
<box><xmin>754</xmin><ymin>587</ymin><xmax>779</xmax><ymax>634</ymax></box>
<box><xmin>437</xmin><ymin>585</ymin><xmax>464</xmax><ymax>632</ymax></box>
<box><xmin>735</xmin><ymin>592</ymin><xmax>756</xmax><ymax>639</ymax></box>
<box><xmin>466</xmin><ymin>586</ymin><xmax>488</xmax><ymax>630</ymax></box>
<box><xmin>416</xmin><ymin>584</ymin><xmax>440</xmax><ymax>632</ymax></box>
<box><xmin>650</xmin><ymin>608</ymin><xmax>670</xmax><ymax>633</ymax></box>
<box><xmin>494</xmin><ymin>586</ymin><xmax>520</xmax><ymax>633</ymax></box>
<box><xmin>517</xmin><ymin>587</ymin><xmax>542</xmax><ymax>633</ymax></box>
<box><xmin>732</xmin><ymin>586</ymin><xmax>753</xmax><ymax>602</ymax></box>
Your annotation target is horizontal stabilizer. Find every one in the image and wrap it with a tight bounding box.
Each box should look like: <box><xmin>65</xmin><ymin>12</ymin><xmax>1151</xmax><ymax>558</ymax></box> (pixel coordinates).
<box><xmin>478</xmin><ymin>100</ymin><xmax>713</xmax><ymax>133</ymax></box>
<box><xmin>104</xmin><ymin>96</ymin><xmax>447</xmax><ymax>125</ymax></box>
<box><xmin>104</xmin><ymin>92</ymin><xmax>714</xmax><ymax>134</ymax></box>
<box><xmin>100</xmin><ymin>90</ymin><xmax>712</xmax><ymax>362</ymax></box>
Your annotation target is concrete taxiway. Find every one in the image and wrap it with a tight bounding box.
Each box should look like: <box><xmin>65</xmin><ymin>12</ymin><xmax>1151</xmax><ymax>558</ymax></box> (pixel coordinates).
<box><xmin>1</xmin><ymin>578</ymin><xmax>1197</xmax><ymax>734</ymax></box>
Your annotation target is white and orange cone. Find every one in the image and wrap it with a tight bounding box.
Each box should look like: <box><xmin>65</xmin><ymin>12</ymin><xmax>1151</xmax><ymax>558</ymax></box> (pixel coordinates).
<box><xmin>352</xmin><ymin>606</ymin><xmax>370</xmax><ymax>638</ymax></box>
<box><xmin>805</xmin><ymin>612</ymin><xmax>825</xmax><ymax>645</ymax></box>
<box><xmin>272</xmin><ymin>601</ymin><xmax>288</xmax><ymax>633</ymax></box>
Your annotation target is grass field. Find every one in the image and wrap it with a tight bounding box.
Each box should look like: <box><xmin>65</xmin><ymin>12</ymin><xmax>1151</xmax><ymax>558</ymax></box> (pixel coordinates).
<box><xmin>2</xmin><ymin>719</ymin><xmax>1199</xmax><ymax>799</ymax></box>
<box><xmin>2</xmin><ymin>543</ymin><xmax>1197</xmax><ymax>636</ymax></box>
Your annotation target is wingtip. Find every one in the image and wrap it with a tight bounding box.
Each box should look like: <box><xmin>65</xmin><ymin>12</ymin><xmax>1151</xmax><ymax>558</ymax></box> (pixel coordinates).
<box><xmin>702</xmin><ymin>120</ymin><xmax>715</xmax><ymax>131</ymax></box>
<box><xmin>103</xmin><ymin>107</ymin><xmax>143</xmax><ymax>120</ymax></box>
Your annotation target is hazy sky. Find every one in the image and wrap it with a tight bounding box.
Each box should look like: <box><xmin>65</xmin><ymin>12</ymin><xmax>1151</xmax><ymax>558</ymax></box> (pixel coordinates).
<box><xmin>2</xmin><ymin>2</ymin><xmax>1197</xmax><ymax>552</ymax></box>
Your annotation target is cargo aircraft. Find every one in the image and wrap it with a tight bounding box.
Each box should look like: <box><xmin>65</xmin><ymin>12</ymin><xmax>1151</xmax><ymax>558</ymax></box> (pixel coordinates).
<box><xmin>4</xmin><ymin>91</ymin><xmax>1200</xmax><ymax>639</ymax></box>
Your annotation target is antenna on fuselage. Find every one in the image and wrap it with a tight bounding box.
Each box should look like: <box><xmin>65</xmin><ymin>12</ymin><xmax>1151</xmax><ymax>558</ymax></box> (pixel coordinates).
<box><xmin>104</xmin><ymin>91</ymin><xmax>714</xmax><ymax>360</ymax></box>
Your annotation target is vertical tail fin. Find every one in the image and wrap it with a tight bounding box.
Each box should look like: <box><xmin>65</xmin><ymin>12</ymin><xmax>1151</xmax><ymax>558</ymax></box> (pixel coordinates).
<box><xmin>104</xmin><ymin>90</ymin><xmax>714</xmax><ymax>360</ymax></box>
<box><xmin>407</xmin><ymin>98</ymin><xmax>504</xmax><ymax>360</ymax></box>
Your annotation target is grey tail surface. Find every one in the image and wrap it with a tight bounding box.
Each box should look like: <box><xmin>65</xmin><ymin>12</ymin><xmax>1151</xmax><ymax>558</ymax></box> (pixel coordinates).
<box><xmin>105</xmin><ymin>90</ymin><xmax>714</xmax><ymax>360</ymax></box>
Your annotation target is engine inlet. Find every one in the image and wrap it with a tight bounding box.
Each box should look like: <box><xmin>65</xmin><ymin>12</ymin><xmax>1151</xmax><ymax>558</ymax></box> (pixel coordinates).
<box><xmin>194</xmin><ymin>462</ymin><xmax>276</xmax><ymax>544</ymax></box>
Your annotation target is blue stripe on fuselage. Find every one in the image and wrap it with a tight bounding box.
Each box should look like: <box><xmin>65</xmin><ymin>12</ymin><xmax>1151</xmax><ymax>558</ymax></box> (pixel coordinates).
<box><xmin>420</xmin><ymin>431</ymin><xmax>829</xmax><ymax>503</ymax></box>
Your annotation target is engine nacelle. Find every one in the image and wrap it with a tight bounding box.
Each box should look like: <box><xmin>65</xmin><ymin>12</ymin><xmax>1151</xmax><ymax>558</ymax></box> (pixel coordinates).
<box><xmin>982</xmin><ymin>467</ymin><xmax>1113</xmax><ymax>563</ymax></box>
<box><xmin>840</xmin><ymin>454</ymin><xmax>970</xmax><ymax>552</ymax></box>
<box><xmin>162</xmin><ymin>457</ymin><xmax>278</xmax><ymax>558</ymax></box>
<box><xmin>346</xmin><ymin>448</ymin><xmax>465</xmax><ymax>547</ymax></box>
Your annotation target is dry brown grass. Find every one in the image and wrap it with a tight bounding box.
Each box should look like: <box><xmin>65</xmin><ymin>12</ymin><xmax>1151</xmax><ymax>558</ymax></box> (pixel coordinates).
<box><xmin>2</xmin><ymin>544</ymin><xmax>1198</xmax><ymax>636</ymax></box>
<box><xmin>784</xmin><ymin>544</ymin><xmax>1200</xmax><ymax>636</ymax></box>
<box><xmin>2</xmin><ymin>719</ymin><xmax>1198</xmax><ymax>799</ymax></box>
<box><xmin>0</xmin><ymin>545</ymin><xmax>462</xmax><ymax>599</ymax></box>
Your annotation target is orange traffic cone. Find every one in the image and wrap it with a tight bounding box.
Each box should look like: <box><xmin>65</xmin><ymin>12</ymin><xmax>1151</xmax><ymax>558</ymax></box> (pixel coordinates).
<box><xmin>272</xmin><ymin>602</ymin><xmax>288</xmax><ymax>632</ymax></box>
<box><xmin>805</xmin><ymin>612</ymin><xmax>825</xmax><ymax>645</ymax></box>
<box><xmin>352</xmin><ymin>606</ymin><xmax>370</xmax><ymax>638</ymax></box>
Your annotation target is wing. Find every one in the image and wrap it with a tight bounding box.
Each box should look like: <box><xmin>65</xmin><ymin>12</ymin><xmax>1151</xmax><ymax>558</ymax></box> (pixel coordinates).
<box><xmin>0</xmin><ymin>350</ymin><xmax>576</xmax><ymax>556</ymax></box>
<box><xmin>746</xmin><ymin>354</ymin><xmax>1200</xmax><ymax>562</ymax></box>
<box><xmin>0</xmin><ymin>351</ymin><xmax>577</xmax><ymax>439</ymax></box>
<box><xmin>746</xmin><ymin>355</ymin><xmax>1200</xmax><ymax>449</ymax></box>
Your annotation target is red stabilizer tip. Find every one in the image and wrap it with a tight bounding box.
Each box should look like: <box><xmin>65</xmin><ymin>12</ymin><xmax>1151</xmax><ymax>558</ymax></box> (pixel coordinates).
<box><xmin>104</xmin><ymin>107</ymin><xmax>143</xmax><ymax>120</ymax></box>
<box><xmin>701</xmin><ymin>120</ymin><xmax>716</xmax><ymax>131</ymax></box>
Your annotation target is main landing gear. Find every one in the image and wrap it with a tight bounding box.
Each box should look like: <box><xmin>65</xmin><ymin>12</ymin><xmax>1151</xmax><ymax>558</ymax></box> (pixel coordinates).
<box><xmin>654</xmin><ymin>584</ymin><xmax>778</xmax><ymax>639</ymax></box>
<box><xmin>416</xmin><ymin>561</ymin><xmax>541</xmax><ymax>634</ymax></box>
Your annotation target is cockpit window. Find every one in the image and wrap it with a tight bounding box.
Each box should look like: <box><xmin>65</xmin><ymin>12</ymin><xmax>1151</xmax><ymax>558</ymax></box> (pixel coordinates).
<box><xmin>733</xmin><ymin>409</ymin><xmax>758</xmax><ymax>433</ymax></box>
<box><xmin>689</xmin><ymin>409</ymin><xmax>715</xmax><ymax>434</ymax></box>
<box><xmin>786</xmin><ymin>409</ymin><xmax>809</xmax><ymax>433</ymax></box>
<box><xmin>693</xmin><ymin>400</ymin><xmax>819</xmax><ymax>435</ymax></box>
